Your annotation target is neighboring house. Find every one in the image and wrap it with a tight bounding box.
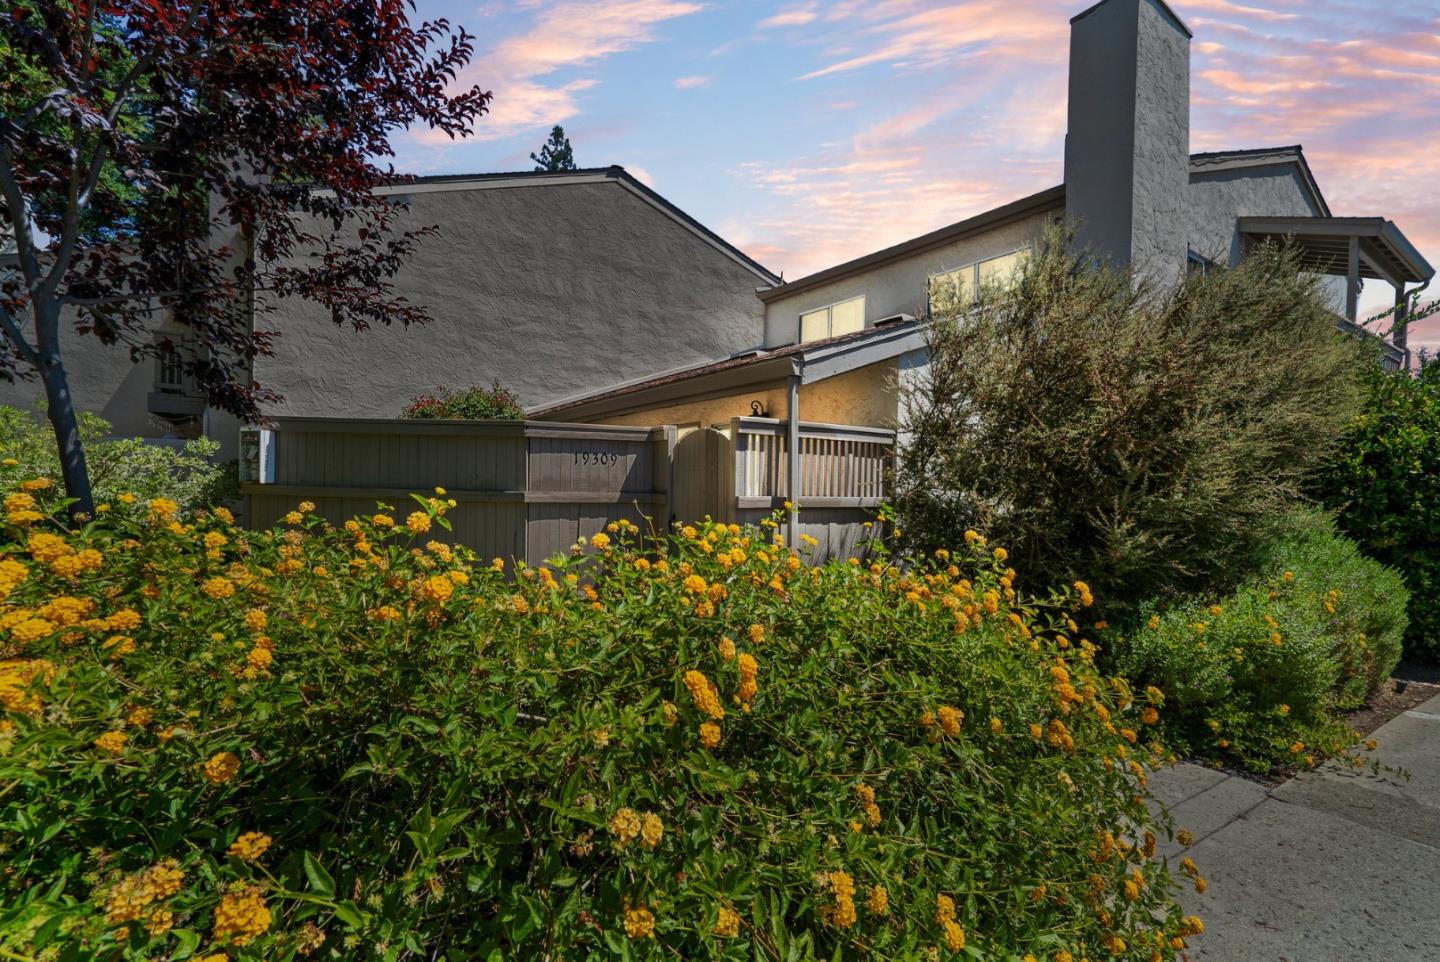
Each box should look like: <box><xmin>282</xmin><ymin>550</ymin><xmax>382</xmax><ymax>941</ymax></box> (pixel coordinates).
<box><xmin>0</xmin><ymin>168</ymin><xmax>779</xmax><ymax>459</ymax></box>
<box><xmin>534</xmin><ymin>0</ymin><xmax>1433</xmax><ymax>434</ymax></box>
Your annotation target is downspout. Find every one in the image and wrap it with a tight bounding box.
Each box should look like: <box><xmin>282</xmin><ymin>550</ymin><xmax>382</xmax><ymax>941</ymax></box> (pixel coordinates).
<box><xmin>786</xmin><ymin>372</ymin><xmax>800</xmax><ymax>548</ymax></box>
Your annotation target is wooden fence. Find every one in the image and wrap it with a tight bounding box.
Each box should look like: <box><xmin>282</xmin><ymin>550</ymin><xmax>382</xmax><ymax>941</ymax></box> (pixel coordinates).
<box><xmin>674</xmin><ymin>417</ymin><xmax>893</xmax><ymax>561</ymax></box>
<box><xmin>242</xmin><ymin>417</ymin><xmax>674</xmax><ymax>565</ymax></box>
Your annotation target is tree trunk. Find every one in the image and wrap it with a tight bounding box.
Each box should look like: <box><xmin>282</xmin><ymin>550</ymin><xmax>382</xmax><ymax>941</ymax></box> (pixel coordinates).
<box><xmin>38</xmin><ymin>348</ymin><xmax>95</xmax><ymax>520</ymax></box>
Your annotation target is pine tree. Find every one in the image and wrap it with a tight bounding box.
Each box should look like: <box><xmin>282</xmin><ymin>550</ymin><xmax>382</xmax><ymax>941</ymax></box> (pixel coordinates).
<box><xmin>531</xmin><ymin>126</ymin><xmax>577</xmax><ymax>172</ymax></box>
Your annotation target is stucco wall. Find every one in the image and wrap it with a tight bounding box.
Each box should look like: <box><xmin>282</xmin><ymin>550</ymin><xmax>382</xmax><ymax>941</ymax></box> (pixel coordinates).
<box><xmin>760</xmin><ymin>210</ymin><xmax>1053</xmax><ymax>348</ymax></box>
<box><xmin>1188</xmin><ymin>163</ymin><xmax>1324</xmax><ymax>264</ymax></box>
<box><xmin>253</xmin><ymin>178</ymin><xmax>769</xmax><ymax>419</ymax></box>
<box><xmin>583</xmin><ymin>361</ymin><xmax>900</xmax><ymax>431</ymax></box>
<box><xmin>1188</xmin><ymin>163</ymin><xmax>1344</xmax><ymax>310</ymax></box>
<box><xmin>0</xmin><ymin>311</ymin><xmax>159</xmax><ymax>439</ymax></box>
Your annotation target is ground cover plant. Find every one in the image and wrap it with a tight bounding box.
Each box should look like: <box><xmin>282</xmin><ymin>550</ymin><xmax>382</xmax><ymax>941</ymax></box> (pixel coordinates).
<box><xmin>1110</xmin><ymin>512</ymin><xmax>1407</xmax><ymax>773</ymax></box>
<box><xmin>1318</xmin><ymin>357</ymin><xmax>1440</xmax><ymax>661</ymax></box>
<box><xmin>0</xmin><ymin>480</ymin><xmax>1207</xmax><ymax>960</ymax></box>
<box><xmin>897</xmin><ymin>228</ymin><xmax>1363</xmax><ymax>619</ymax></box>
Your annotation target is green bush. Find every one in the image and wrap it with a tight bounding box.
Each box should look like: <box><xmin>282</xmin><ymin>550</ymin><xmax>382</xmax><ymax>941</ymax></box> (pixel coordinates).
<box><xmin>1110</xmin><ymin>513</ymin><xmax>1407</xmax><ymax>772</ymax></box>
<box><xmin>401</xmin><ymin>381</ymin><xmax>524</xmax><ymax>419</ymax></box>
<box><xmin>0</xmin><ymin>404</ymin><xmax>234</xmax><ymax>513</ymax></box>
<box><xmin>897</xmin><ymin>228</ymin><xmax>1364</xmax><ymax>618</ymax></box>
<box><xmin>0</xmin><ymin>483</ymin><xmax>1209</xmax><ymax>961</ymax></box>
<box><xmin>1318</xmin><ymin>358</ymin><xmax>1440</xmax><ymax>661</ymax></box>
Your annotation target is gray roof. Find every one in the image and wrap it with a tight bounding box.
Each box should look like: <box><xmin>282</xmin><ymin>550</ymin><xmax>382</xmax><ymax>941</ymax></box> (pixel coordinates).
<box><xmin>1190</xmin><ymin>145</ymin><xmax>1331</xmax><ymax>217</ymax></box>
<box><xmin>531</xmin><ymin>319</ymin><xmax>927</xmax><ymax>422</ymax></box>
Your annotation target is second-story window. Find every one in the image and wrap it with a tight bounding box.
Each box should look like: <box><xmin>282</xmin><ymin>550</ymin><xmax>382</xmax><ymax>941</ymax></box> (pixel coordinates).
<box><xmin>798</xmin><ymin>295</ymin><xmax>865</xmax><ymax>343</ymax></box>
<box><xmin>929</xmin><ymin>247</ymin><xmax>1030</xmax><ymax>315</ymax></box>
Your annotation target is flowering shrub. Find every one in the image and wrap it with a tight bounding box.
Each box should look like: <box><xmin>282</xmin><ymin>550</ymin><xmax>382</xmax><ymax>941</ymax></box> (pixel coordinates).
<box><xmin>1110</xmin><ymin>513</ymin><xmax>1406</xmax><ymax>772</ymax></box>
<box><xmin>0</xmin><ymin>482</ymin><xmax>1205</xmax><ymax>961</ymax></box>
<box><xmin>400</xmin><ymin>381</ymin><xmax>524</xmax><ymax>420</ymax></box>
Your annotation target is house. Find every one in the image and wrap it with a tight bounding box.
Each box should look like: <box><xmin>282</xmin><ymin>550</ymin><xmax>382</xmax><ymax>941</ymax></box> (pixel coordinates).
<box><xmin>532</xmin><ymin>0</ymin><xmax>1433</xmax><ymax>437</ymax></box>
<box><xmin>0</xmin><ymin>167</ymin><xmax>780</xmax><ymax>460</ymax></box>
<box><xmin>3</xmin><ymin>0</ymin><xmax>1429</xmax><ymax>509</ymax></box>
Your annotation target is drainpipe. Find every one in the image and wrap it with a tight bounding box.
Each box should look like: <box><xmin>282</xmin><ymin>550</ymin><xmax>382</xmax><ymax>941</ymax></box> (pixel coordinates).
<box><xmin>786</xmin><ymin>373</ymin><xmax>800</xmax><ymax>548</ymax></box>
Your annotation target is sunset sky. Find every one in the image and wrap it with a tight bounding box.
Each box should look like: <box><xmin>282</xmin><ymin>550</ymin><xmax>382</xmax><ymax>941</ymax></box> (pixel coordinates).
<box><xmin>395</xmin><ymin>0</ymin><xmax>1440</xmax><ymax>352</ymax></box>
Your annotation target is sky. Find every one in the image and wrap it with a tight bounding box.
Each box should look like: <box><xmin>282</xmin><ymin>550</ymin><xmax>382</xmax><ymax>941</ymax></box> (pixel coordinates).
<box><xmin>394</xmin><ymin>0</ymin><xmax>1440</xmax><ymax>353</ymax></box>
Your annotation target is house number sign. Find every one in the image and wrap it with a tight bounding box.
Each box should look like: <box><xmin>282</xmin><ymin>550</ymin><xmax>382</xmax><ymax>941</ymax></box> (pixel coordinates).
<box><xmin>573</xmin><ymin>451</ymin><xmax>621</xmax><ymax>467</ymax></box>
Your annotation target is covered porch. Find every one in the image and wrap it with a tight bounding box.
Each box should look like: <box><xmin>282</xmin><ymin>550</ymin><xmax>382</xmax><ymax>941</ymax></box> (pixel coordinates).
<box><xmin>1238</xmin><ymin>216</ymin><xmax>1435</xmax><ymax>367</ymax></box>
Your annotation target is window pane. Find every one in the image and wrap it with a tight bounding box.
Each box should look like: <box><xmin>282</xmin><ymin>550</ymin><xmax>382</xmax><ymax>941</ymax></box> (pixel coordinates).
<box><xmin>978</xmin><ymin>249</ymin><xmax>1029</xmax><ymax>288</ymax></box>
<box><xmin>829</xmin><ymin>297</ymin><xmax>864</xmax><ymax>336</ymax></box>
<box><xmin>929</xmin><ymin>267</ymin><xmax>974</xmax><ymax>314</ymax></box>
<box><xmin>800</xmin><ymin>308</ymin><xmax>830</xmax><ymax>342</ymax></box>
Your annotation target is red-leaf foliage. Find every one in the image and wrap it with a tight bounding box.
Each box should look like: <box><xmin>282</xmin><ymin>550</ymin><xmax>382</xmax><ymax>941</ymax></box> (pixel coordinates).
<box><xmin>0</xmin><ymin>0</ymin><xmax>490</xmax><ymax>422</ymax></box>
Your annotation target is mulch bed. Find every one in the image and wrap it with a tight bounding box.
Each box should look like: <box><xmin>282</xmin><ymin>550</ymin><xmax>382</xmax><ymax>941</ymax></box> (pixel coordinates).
<box><xmin>1345</xmin><ymin>662</ymin><xmax>1440</xmax><ymax>737</ymax></box>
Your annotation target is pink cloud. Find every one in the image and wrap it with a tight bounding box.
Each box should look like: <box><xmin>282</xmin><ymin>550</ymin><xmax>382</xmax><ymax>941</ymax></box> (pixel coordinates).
<box><xmin>673</xmin><ymin>75</ymin><xmax>712</xmax><ymax>89</ymax></box>
<box><xmin>434</xmin><ymin>0</ymin><xmax>704</xmax><ymax>144</ymax></box>
<box><xmin>758</xmin><ymin>3</ymin><xmax>820</xmax><ymax>28</ymax></box>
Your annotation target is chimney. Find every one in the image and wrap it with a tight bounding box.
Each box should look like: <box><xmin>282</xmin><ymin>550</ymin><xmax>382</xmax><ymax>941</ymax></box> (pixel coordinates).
<box><xmin>1063</xmin><ymin>0</ymin><xmax>1192</xmax><ymax>286</ymax></box>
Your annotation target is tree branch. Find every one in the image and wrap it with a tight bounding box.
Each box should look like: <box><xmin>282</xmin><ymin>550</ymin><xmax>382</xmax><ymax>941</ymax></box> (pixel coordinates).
<box><xmin>0</xmin><ymin>299</ymin><xmax>40</xmax><ymax>369</ymax></box>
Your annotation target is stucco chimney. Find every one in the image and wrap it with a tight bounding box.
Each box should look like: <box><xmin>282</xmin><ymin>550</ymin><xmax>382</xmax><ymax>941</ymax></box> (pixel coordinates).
<box><xmin>1063</xmin><ymin>0</ymin><xmax>1191</xmax><ymax>285</ymax></box>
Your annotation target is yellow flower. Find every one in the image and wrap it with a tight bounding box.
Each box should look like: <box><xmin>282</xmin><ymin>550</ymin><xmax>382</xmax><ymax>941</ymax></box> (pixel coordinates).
<box><xmin>748</xmin><ymin>623</ymin><xmax>765</xmax><ymax>644</ymax></box>
<box><xmin>866</xmin><ymin>884</ymin><xmax>889</xmax><ymax>915</ymax></box>
<box><xmin>713</xmin><ymin>905</ymin><xmax>741</xmax><ymax>937</ymax></box>
<box><xmin>213</xmin><ymin>884</ymin><xmax>271</xmax><ymax>945</ymax></box>
<box><xmin>1140</xmin><ymin>706</ymin><xmax>1159</xmax><ymax>725</ymax></box>
<box><xmin>717</xmin><ymin>636</ymin><xmax>736</xmax><ymax>661</ymax></box>
<box><xmin>943</xmin><ymin>920</ymin><xmax>966</xmax><ymax>951</ymax></box>
<box><xmin>683</xmin><ymin>670</ymin><xmax>725</xmax><ymax>720</ymax></box>
<box><xmin>661</xmin><ymin>701</ymin><xmax>678</xmax><ymax>727</ymax></box>
<box><xmin>95</xmin><ymin>730</ymin><xmax>127</xmax><ymax>754</ymax></box>
<box><xmin>406</xmin><ymin>511</ymin><xmax>431</xmax><ymax>534</ymax></box>
<box><xmin>202</xmin><ymin>751</ymin><xmax>241</xmax><ymax>784</ymax></box>
<box><xmin>20</xmin><ymin>477</ymin><xmax>52</xmax><ymax>491</ymax></box>
<box><xmin>640</xmin><ymin>812</ymin><xmax>664</xmax><ymax>850</ymax></box>
<box><xmin>590</xmin><ymin>532</ymin><xmax>610</xmax><ymax>550</ymax></box>
<box><xmin>699</xmin><ymin>721</ymin><xmax>721</xmax><ymax>748</ymax></box>
<box><xmin>147</xmin><ymin>497</ymin><xmax>179</xmax><ymax>520</ymax></box>
<box><xmin>372</xmin><ymin>514</ymin><xmax>395</xmax><ymax>528</ymax></box>
<box><xmin>623</xmin><ymin>906</ymin><xmax>655</xmax><ymax>939</ymax></box>
<box><xmin>284</xmin><ymin>511</ymin><xmax>303</xmax><ymax>525</ymax></box>
<box><xmin>989</xmin><ymin>717</ymin><xmax>1003</xmax><ymax>734</ymax></box>
<box><xmin>608</xmin><ymin>807</ymin><xmax>641</xmax><ymax>846</ymax></box>
<box><xmin>937</xmin><ymin>705</ymin><xmax>963</xmax><ymax>736</ymax></box>
<box><xmin>934</xmin><ymin>893</ymin><xmax>955</xmax><ymax>925</ymax></box>
<box><xmin>244</xmin><ymin>609</ymin><xmax>269</xmax><ymax>632</ymax></box>
<box><xmin>422</xmin><ymin>574</ymin><xmax>455</xmax><ymax>604</ymax></box>
<box><xmin>736</xmin><ymin>653</ymin><xmax>758</xmax><ymax>704</ymax></box>
<box><xmin>1073</xmin><ymin>580</ymin><xmax>1094</xmax><ymax>607</ymax></box>
<box><xmin>202</xmin><ymin>577</ymin><xmax>235</xmax><ymax>599</ymax></box>
<box><xmin>226</xmin><ymin>832</ymin><xmax>273</xmax><ymax>861</ymax></box>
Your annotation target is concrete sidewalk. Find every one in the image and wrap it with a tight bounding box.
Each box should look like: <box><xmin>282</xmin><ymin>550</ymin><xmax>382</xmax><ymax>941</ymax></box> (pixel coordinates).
<box><xmin>1150</xmin><ymin>692</ymin><xmax>1440</xmax><ymax>962</ymax></box>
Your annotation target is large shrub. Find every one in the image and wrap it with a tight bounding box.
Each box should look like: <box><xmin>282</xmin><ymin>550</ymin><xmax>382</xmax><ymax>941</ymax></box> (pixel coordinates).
<box><xmin>401</xmin><ymin>381</ymin><xmax>524</xmax><ymax>420</ymax></box>
<box><xmin>0</xmin><ymin>404</ymin><xmax>234</xmax><ymax>513</ymax></box>
<box><xmin>0</xmin><ymin>485</ymin><xmax>1208</xmax><ymax>960</ymax></box>
<box><xmin>1318</xmin><ymin>357</ymin><xmax>1440</xmax><ymax>661</ymax></box>
<box><xmin>1110</xmin><ymin>512</ymin><xmax>1407</xmax><ymax>772</ymax></box>
<box><xmin>897</xmin><ymin>229</ymin><xmax>1363</xmax><ymax>616</ymax></box>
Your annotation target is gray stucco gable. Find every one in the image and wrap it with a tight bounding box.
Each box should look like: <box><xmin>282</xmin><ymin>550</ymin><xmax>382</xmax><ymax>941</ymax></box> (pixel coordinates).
<box><xmin>253</xmin><ymin>172</ymin><xmax>776</xmax><ymax>418</ymax></box>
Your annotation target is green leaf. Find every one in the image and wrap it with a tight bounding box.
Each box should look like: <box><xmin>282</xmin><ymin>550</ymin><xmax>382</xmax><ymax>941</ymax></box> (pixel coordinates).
<box><xmin>303</xmin><ymin>851</ymin><xmax>336</xmax><ymax>899</ymax></box>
